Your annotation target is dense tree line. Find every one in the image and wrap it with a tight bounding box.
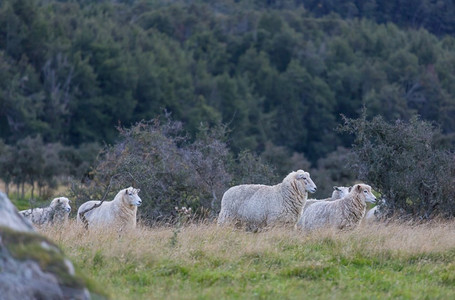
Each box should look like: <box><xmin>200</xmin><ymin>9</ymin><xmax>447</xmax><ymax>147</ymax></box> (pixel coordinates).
<box><xmin>300</xmin><ymin>0</ymin><xmax>455</xmax><ymax>37</ymax></box>
<box><xmin>2</xmin><ymin>0</ymin><xmax>455</xmax><ymax>161</ymax></box>
<box><xmin>1</xmin><ymin>0</ymin><xmax>455</xmax><ymax>214</ymax></box>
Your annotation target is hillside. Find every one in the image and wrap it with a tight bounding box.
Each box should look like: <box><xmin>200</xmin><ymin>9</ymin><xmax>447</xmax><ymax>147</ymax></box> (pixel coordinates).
<box><xmin>1</xmin><ymin>0</ymin><xmax>455</xmax><ymax>165</ymax></box>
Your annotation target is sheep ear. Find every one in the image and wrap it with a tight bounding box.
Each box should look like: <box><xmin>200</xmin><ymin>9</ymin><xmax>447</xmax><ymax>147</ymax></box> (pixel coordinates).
<box><xmin>57</xmin><ymin>198</ymin><xmax>61</xmax><ymax>203</ymax></box>
<box><xmin>356</xmin><ymin>185</ymin><xmax>361</xmax><ymax>192</ymax></box>
<box><xmin>333</xmin><ymin>186</ymin><xmax>337</xmax><ymax>190</ymax></box>
<box><xmin>348</xmin><ymin>186</ymin><xmax>352</xmax><ymax>192</ymax></box>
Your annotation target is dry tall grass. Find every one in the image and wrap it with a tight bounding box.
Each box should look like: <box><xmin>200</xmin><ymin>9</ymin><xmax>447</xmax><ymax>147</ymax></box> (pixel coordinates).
<box><xmin>41</xmin><ymin>220</ymin><xmax>455</xmax><ymax>265</ymax></box>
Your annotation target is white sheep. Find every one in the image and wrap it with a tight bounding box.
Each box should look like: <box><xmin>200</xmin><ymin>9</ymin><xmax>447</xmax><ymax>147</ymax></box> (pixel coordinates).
<box><xmin>217</xmin><ymin>170</ymin><xmax>317</xmax><ymax>230</ymax></box>
<box><xmin>19</xmin><ymin>197</ymin><xmax>72</xmax><ymax>226</ymax></box>
<box><xmin>296</xmin><ymin>183</ymin><xmax>376</xmax><ymax>232</ymax></box>
<box><xmin>304</xmin><ymin>186</ymin><xmax>351</xmax><ymax>210</ymax></box>
<box><xmin>365</xmin><ymin>199</ymin><xmax>387</xmax><ymax>221</ymax></box>
<box><xmin>77</xmin><ymin>187</ymin><xmax>142</xmax><ymax>230</ymax></box>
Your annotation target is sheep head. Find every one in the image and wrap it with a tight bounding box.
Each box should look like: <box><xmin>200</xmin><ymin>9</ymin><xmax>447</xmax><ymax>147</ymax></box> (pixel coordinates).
<box><xmin>295</xmin><ymin>170</ymin><xmax>317</xmax><ymax>194</ymax></box>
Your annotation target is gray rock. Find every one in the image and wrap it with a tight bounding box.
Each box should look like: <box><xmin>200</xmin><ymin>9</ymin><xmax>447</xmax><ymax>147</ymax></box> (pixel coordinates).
<box><xmin>0</xmin><ymin>192</ymin><xmax>100</xmax><ymax>300</ymax></box>
<box><xmin>0</xmin><ymin>192</ymin><xmax>34</xmax><ymax>232</ymax></box>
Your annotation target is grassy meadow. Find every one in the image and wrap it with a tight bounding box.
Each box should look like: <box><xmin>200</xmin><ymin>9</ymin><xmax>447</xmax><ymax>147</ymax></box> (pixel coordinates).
<box><xmin>40</xmin><ymin>221</ymin><xmax>455</xmax><ymax>299</ymax></box>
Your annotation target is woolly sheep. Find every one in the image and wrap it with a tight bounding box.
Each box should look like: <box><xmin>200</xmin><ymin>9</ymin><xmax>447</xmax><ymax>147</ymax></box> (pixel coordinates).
<box><xmin>365</xmin><ymin>206</ymin><xmax>379</xmax><ymax>220</ymax></box>
<box><xmin>20</xmin><ymin>197</ymin><xmax>72</xmax><ymax>226</ymax></box>
<box><xmin>296</xmin><ymin>183</ymin><xmax>376</xmax><ymax>232</ymax></box>
<box><xmin>365</xmin><ymin>199</ymin><xmax>387</xmax><ymax>221</ymax></box>
<box><xmin>217</xmin><ymin>170</ymin><xmax>317</xmax><ymax>230</ymax></box>
<box><xmin>304</xmin><ymin>186</ymin><xmax>351</xmax><ymax>210</ymax></box>
<box><xmin>77</xmin><ymin>187</ymin><xmax>142</xmax><ymax>230</ymax></box>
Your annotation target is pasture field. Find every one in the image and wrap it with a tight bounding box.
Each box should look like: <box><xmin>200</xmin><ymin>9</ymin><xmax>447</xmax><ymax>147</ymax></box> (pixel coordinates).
<box><xmin>41</xmin><ymin>221</ymin><xmax>455</xmax><ymax>299</ymax></box>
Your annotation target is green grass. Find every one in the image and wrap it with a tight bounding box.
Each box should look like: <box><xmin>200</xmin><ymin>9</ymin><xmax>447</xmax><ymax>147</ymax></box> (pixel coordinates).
<box><xmin>41</xmin><ymin>222</ymin><xmax>455</xmax><ymax>299</ymax></box>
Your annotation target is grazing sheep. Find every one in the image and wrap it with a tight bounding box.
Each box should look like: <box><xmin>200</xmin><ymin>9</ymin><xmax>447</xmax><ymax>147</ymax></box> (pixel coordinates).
<box><xmin>217</xmin><ymin>170</ymin><xmax>317</xmax><ymax>230</ymax></box>
<box><xmin>365</xmin><ymin>199</ymin><xmax>387</xmax><ymax>222</ymax></box>
<box><xmin>77</xmin><ymin>187</ymin><xmax>142</xmax><ymax>230</ymax></box>
<box><xmin>19</xmin><ymin>197</ymin><xmax>72</xmax><ymax>226</ymax></box>
<box><xmin>365</xmin><ymin>206</ymin><xmax>379</xmax><ymax>220</ymax></box>
<box><xmin>296</xmin><ymin>184</ymin><xmax>376</xmax><ymax>232</ymax></box>
<box><xmin>304</xmin><ymin>186</ymin><xmax>351</xmax><ymax>210</ymax></box>
<box><xmin>329</xmin><ymin>186</ymin><xmax>351</xmax><ymax>201</ymax></box>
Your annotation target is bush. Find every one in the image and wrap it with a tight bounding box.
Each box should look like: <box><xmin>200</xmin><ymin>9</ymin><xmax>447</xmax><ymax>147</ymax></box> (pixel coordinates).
<box><xmin>340</xmin><ymin>112</ymin><xmax>455</xmax><ymax>219</ymax></box>
<box><xmin>72</xmin><ymin>117</ymin><xmax>276</xmax><ymax>224</ymax></box>
<box><xmin>231</xmin><ymin>150</ymin><xmax>278</xmax><ymax>187</ymax></box>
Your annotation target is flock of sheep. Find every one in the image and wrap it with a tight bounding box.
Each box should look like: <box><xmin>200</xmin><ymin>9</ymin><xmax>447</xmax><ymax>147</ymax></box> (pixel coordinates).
<box><xmin>18</xmin><ymin>169</ymin><xmax>381</xmax><ymax>232</ymax></box>
<box><xmin>19</xmin><ymin>187</ymin><xmax>142</xmax><ymax>231</ymax></box>
<box><xmin>218</xmin><ymin>170</ymin><xmax>377</xmax><ymax>232</ymax></box>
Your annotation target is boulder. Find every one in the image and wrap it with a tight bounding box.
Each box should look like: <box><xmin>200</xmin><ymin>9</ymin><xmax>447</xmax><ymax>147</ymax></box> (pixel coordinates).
<box><xmin>0</xmin><ymin>192</ymin><xmax>98</xmax><ymax>299</ymax></box>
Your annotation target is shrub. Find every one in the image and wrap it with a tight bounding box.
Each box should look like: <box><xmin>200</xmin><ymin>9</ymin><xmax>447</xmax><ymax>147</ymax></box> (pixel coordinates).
<box><xmin>230</xmin><ymin>150</ymin><xmax>278</xmax><ymax>187</ymax></box>
<box><xmin>72</xmin><ymin>117</ymin><xmax>276</xmax><ymax>224</ymax></box>
<box><xmin>340</xmin><ymin>112</ymin><xmax>455</xmax><ymax>219</ymax></box>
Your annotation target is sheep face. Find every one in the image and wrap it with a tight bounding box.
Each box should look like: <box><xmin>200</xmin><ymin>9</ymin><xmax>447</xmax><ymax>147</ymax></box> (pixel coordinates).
<box><xmin>125</xmin><ymin>187</ymin><xmax>142</xmax><ymax>207</ymax></box>
<box><xmin>51</xmin><ymin>197</ymin><xmax>72</xmax><ymax>213</ymax></box>
<box><xmin>296</xmin><ymin>170</ymin><xmax>317</xmax><ymax>193</ymax></box>
<box><xmin>332</xmin><ymin>186</ymin><xmax>350</xmax><ymax>200</ymax></box>
<box><xmin>355</xmin><ymin>184</ymin><xmax>376</xmax><ymax>203</ymax></box>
